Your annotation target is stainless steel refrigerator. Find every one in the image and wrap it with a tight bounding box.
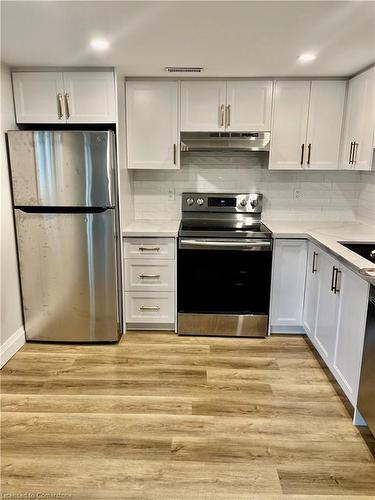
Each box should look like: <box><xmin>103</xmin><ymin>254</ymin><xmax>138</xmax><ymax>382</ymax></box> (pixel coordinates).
<box><xmin>7</xmin><ymin>130</ymin><xmax>122</xmax><ymax>342</ymax></box>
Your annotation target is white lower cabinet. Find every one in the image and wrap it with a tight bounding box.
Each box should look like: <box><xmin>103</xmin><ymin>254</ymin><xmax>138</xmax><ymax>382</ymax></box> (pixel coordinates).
<box><xmin>125</xmin><ymin>292</ymin><xmax>175</xmax><ymax>324</ymax></box>
<box><xmin>313</xmin><ymin>252</ymin><xmax>341</xmax><ymax>362</ymax></box>
<box><xmin>332</xmin><ymin>266</ymin><xmax>369</xmax><ymax>404</ymax></box>
<box><xmin>270</xmin><ymin>239</ymin><xmax>308</xmax><ymax>332</ymax></box>
<box><xmin>303</xmin><ymin>243</ymin><xmax>321</xmax><ymax>337</ymax></box>
<box><xmin>303</xmin><ymin>241</ymin><xmax>369</xmax><ymax>406</ymax></box>
<box><xmin>124</xmin><ymin>237</ymin><xmax>176</xmax><ymax>330</ymax></box>
<box><xmin>124</xmin><ymin>259</ymin><xmax>174</xmax><ymax>292</ymax></box>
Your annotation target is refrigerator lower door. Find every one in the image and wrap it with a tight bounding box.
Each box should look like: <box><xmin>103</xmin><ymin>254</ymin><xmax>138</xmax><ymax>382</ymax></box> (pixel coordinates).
<box><xmin>15</xmin><ymin>209</ymin><xmax>120</xmax><ymax>342</ymax></box>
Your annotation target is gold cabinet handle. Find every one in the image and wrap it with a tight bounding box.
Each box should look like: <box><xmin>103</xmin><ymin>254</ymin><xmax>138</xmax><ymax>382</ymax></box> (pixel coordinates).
<box><xmin>57</xmin><ymin>94</ymin><xmax>64</xmax><ymax>119</ymax></box>
<box><xmin>138</xmin><ymin>246</ymin><xmax>160</xmax><ymax>252</ymax></box>
<box><xmin>140</xmin><ymin>305</ymin><xmax>160</xmax><ymax>311</ymax></box>
<box><xmin>300</xmin><ymin>144</ymin><xmax>305</xmax><ymax>166</ymax></box>
<box><xmin>226</xmin><ymin>104</ymin><xmax>231</xmax><ymax>127</ymax></box>
<box><xmin>219</xmin><ymin>104</ymin><xmax>225</xmax><ymax>127</ymax></box>
<box><xmin>65</xmin><ymin>93</ymin><xmax>71</xmax><ymax>119</ymax></box>
<box><xmin>139</xmin><ymin>274</ymin><xmax>161</xmax><ymax>279</ymax></box>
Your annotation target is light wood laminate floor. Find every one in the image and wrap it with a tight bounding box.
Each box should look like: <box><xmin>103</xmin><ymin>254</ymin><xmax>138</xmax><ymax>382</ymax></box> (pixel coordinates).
<box><xmin>1</xmin><ymin>331</ymin><xmax>375</xmax><ymax>499</ymax></box>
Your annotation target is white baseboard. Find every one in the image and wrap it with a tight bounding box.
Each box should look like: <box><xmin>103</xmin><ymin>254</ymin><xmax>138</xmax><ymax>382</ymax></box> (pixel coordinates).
<box><xmin>270</xmin><ymin>325</ymin><xmax>306</xmax><ymax>334</ymax></box>
<box><xmin>1</xmin><ymin>326</ymin><xmax>25</xmax><ymax>368</ymax></box>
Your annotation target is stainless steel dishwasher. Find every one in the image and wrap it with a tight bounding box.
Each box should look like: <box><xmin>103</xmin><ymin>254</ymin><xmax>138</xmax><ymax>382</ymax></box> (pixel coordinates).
<box><xmin>357</xmin><ymin>285</ymin><xmax>375</xmax><ymax>437</ymax></box>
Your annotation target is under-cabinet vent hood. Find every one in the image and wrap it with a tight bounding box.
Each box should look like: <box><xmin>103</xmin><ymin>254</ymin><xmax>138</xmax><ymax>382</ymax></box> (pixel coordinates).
<box><xmin>180</xmin><ymin>132</ymin><xmax>270</xmax><ymax>153</ymax></box>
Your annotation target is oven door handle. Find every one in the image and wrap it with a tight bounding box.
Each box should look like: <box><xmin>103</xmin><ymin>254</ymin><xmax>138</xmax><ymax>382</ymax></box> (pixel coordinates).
<box><xmin>179</xmin><ymin>239</ymin><xmax>272</xmax><ymax>251</ymax></box>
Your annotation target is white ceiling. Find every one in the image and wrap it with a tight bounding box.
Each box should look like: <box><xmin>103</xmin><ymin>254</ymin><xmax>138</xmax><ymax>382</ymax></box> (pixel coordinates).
<box><xmin>1</xmin><ymin>1</ymin><xmax>375</xmax><ymax>77</ymax></box>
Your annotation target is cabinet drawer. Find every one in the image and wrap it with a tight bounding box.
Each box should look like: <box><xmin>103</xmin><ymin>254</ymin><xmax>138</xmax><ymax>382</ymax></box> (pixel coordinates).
<box><xmin>124</xmin><ymin>238</ymin><xmax>175</xmax><ymax>259</ymax></box>
<box><xmin>125</xmin><ymin>259</ymin><xmax>174</xmax><ymax>291</ymax></box>
<box><xmin>125</xmin><ymin>292</ymin><xmax>175</xmax><ymax>323</ymax></box>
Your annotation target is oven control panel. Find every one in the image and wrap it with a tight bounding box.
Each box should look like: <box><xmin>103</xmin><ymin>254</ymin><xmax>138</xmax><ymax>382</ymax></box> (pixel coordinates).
<box><xmin>182</xmin><ymin>193</ymin><xmax>263</xmax><ymax>213</ymax></box>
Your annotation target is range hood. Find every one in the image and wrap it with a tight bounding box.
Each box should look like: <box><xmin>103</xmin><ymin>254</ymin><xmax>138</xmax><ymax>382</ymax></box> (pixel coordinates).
<box><xmin>180</xmin><ymin>132</ymin><xmax>270</xmax><ymax>153</ymax></box>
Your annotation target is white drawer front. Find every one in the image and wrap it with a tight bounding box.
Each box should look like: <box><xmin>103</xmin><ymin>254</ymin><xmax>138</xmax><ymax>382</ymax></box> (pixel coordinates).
<box><xmin>125</xmin><ymin>259</ymin><xmax>174</xmax><ymax>292</ymax></box>
<box><xmin>125</xmin><ymin>292</ymin><xmax>175</xmax><ymax>323</ymax></box>
<box><xmin>124</xmin><ymin>238</ymin><xmax>175</xmax><ymax>260</ymax></box>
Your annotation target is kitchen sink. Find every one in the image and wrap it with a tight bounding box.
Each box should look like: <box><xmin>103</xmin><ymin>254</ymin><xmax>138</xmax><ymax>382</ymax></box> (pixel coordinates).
<box><xmin>340</xmin><ymin>243</ymin><xmax>375</xmax><ymax>264</ymax></box>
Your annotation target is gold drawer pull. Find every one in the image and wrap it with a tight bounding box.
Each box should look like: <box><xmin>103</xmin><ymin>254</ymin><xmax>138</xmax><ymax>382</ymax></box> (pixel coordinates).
<box><xmin>139</xmin><ymin>274</ymin><xmax>160</xmax><ymax>279</ymax></box>
<box><xmin>140</xmin><ymin>305</ymin><xmax>160</xmax><ymax>311</ymax></box>
<box><xmin>139</xmin><ymin>246</ymin><xmax>160</xmax><ymax>252</ymax></box>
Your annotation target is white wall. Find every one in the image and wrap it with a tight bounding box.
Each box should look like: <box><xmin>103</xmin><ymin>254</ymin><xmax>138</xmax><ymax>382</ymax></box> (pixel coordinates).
<box><xmin>132</xmin><ymin>153</ymin><xmax>362</xmax><ymax>221</ymax></box>
<box><xmin>0</xmin><ymin>63</ymin><xmax>24</xmax><ymax>367</ymax></box>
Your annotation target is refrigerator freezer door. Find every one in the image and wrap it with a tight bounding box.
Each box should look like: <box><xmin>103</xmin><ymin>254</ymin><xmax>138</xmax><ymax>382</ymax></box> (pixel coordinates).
<box><xmin>8</xmin><ymin>130</ymin><xmax>114</xmax><ymax>207</ymax></box>
<box><xmin>15</xmin><ymin>209</ymin><xmax>120</xmax><ymax>342</ymax></box>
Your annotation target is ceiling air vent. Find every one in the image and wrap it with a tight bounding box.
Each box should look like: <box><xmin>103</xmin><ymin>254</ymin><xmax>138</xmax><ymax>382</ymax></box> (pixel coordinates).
<box><xmin>164</xmin><ymin>66</ymin><xmax>204</xmax><ymax>73</ymax></box>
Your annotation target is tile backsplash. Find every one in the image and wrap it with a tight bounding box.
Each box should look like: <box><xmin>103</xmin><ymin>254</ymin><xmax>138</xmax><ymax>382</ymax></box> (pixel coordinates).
<box><xmin>133</xmin><ymin>153</ymin><xmax>366</xmax><ymax>222</ymax></box>
<box><xmin>357</xmin><ymin>171</ymin><xmax>375</xmax><ymax>225</ymax></box>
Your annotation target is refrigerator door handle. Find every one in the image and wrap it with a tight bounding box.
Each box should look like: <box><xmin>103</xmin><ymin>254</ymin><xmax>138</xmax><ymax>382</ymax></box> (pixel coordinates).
<box><xmin>106</xmin><ymin>131</ymin><xmax>115</xmax><ymax>207</ymax></box>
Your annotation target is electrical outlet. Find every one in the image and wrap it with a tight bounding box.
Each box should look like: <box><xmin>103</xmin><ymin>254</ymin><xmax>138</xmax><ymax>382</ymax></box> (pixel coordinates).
<box><xmin>293</xmin><ymin>188</ymin><xmax>302</xmax><ymax>200</ymax></box>
<box><xmin>168</xmin><ymin>188</ymin><xmax>175</xmax><ymax>201</ymax></box>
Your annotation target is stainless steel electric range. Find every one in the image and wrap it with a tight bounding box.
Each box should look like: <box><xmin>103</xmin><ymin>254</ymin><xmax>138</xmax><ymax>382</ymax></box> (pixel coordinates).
<box><xmin>177</xmin><ymin>192</ymin><xmax>273</xmax><ymax>337</ymax></box>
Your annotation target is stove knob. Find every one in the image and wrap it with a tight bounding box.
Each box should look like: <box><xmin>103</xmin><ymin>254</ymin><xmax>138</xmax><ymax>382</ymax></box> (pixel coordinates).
<box><xmin>250</xmin><ymin>199</ymin><xmax>258</xmax><ymax>208</ymax></box>
<box><xmin>186</xmin><ymin>198</ymin><xmax>194</xmax><ymax>206</ymax></box>
<box><xmin>196</xmin><ymin>198</ymin><xmax>204</xmax><ymax>206</ymax></box>
<box><xmin>240</xmin><ymin>198</ymin><xmax>247</xmax><ymax>207</ymax></box>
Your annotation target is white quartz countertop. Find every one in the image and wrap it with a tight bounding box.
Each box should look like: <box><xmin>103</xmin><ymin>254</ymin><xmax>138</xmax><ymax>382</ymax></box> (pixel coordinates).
<box><xmin>123</xmin><ymin>219</ymin><xmax>180</xmax><ymax>238</ymax></box>
<box><xmin>263</xmin><ymin>220</ymin><xmax>375</xmax><ymax>284</ymax></box>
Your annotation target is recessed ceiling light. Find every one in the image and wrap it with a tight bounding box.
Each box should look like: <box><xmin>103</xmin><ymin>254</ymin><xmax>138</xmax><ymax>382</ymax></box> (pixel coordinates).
<box><xmin>90</xmin><ymin>38</ymin><xmax>110</xmax><ymax>51</ymax></box>
<box><xmin>298</xmin><ymin>52</ymin><xmax>316</xmax><ymax>64</ymax></box>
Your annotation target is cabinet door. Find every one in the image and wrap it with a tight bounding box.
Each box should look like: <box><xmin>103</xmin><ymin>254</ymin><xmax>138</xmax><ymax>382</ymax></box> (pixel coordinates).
<box><xmin>333</xmin><ymin>267</ymin><xmax>369</xmax><ymax>405</ymax></box>
<box><xmin>303</xmin><ymin>243</ymin><xmax>321</xmax><ymax>339</ymax></box>
<box><xmin>180</xmin><ymin>81</ymin><xmax>226</xmax><ymax>131</ymax></box>
<box><xmin>126</xmin><ymin>81</ymin><xmax>179</xmax><ymax>169</ymax></box>
<box><xmin>269</xmin><ymin>81</ymin><xmax>310</xmax><ymax>169</ymax></box>
<box><xmin>314</xmin><ymin>253</ymin><xmax>340</xmax><ymax>362</ymax></box>
<box><xmin>341</xmin><ymin>74</ymin><xmax>363</xmax><ymax>169</ymax></box>
<box><xmin>306</xmin><ymin>81</ymin><xmax>346</xmax><ymax>170</ymax></box>
<box><xmin>341</xmin><ymin>68</ymin><xmax>375</xmax><ymax>171</ymax></box>
<box><xmin>12</xmin><ymin>72</ymin><xmax>65</xmax><ymax>124</ymax></box>
<box><xmin>353</xmin><ymin>68</ymin><xmax>375</xmax><ymax>171</ymax></box>
<box><xmin>63</xmin><ymin>72</ymin><xmax>116</xmax><ymax>123</ymax></box>
<box><xmin>226</xmin><ymin>81</ymin><xmax>273</xmax><ymax>131</ymax></box>
<box><xmin>270</xmin><ymin>239</ymin><xmax>308</xmax><ymax>329</ymax></box>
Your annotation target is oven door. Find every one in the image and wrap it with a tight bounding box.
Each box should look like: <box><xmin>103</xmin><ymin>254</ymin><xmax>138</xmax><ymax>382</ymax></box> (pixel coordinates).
<box><xmin>177</xmin><ymin>238</ymin><xmax>272</xmax><ymax>336</ymax></box>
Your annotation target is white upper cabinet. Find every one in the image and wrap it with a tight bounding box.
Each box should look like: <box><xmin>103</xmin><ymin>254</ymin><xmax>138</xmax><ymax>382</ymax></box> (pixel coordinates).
<box><xmin>180</xmin><ymin>80</ymin><xmax>273</xmax><ymax>132</ymax></box>
<box><xmin>12</xmin><ymin>72</ymin><xmax>65</xmax><ymax>124</ymax></box>
<box><xmin>269</xmin><ymin>80</ymin><xmax>346</xmax><ymax>170</ymax></box>
<box><xmin>12</xmin><ymin>71</ymin><xmax>116</xmax><ymax>124</ymax></box>
<box><xmin>306</xmin><ymin>81</ymin><xmax>346</xmax><ymax>170</ymax></box>
<box><xmin>269</xmin><ymin>81</ymin><xmax>310</xmax><ymax>170</ymax></box>
<box><xmin>341</xmin><ymin>67</ymin><xmax>375</xmax><ymax>171</ymax></box>
<box><xmin>226</xmin><ymin>81</ymin><xmax>273</xmax><ymax>131</ymax></box>
<box><xmin>180</xmin><ymin>81</ymin><xmax>226</xmax><ymax>131</ymax></box>
<box><xmin>63</xmin><ymin>72</ymin><xmax>116</xmax><ymax>123</ymax></box>
<box><xmin>126</xmin><ymin>81</ymin><xmax>179</xmax><ymax>169</ymax></box>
